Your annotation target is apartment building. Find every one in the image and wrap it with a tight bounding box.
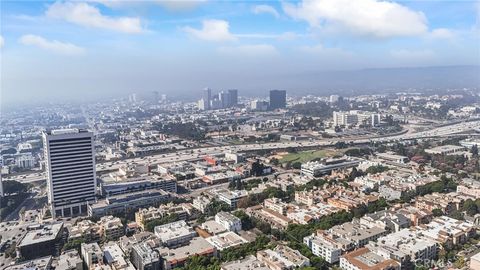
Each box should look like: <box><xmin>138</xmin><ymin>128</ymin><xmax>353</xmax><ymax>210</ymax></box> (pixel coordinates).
<box><xmin>257</xmin><ymin>245</ymin><xmax>310</xmax><ymax>270</ymax></box>
<box><xmin>215</xmin><ymin>211</ymin><xmax>242</xmax><ymax>232</ymax></box>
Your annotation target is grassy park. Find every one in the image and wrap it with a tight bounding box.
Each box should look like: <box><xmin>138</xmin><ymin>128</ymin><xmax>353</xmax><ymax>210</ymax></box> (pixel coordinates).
<box><xmin>279</xmin><ymin>149</ymin><xmax>345</xmax><ymax>164</ymax></box>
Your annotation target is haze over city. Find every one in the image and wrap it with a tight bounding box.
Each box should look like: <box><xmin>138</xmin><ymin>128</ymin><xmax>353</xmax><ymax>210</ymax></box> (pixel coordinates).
<box><xmin>1</xmin><ymin>0</ymin><xmax>480</xmax><ymax>105</ymax></box>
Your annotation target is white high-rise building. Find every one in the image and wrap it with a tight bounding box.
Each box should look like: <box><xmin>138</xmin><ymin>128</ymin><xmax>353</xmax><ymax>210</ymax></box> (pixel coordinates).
<box><xmin>43</xmin><ymin>129</ymin><xmax>97</xmax><ymax>217</ymax></box>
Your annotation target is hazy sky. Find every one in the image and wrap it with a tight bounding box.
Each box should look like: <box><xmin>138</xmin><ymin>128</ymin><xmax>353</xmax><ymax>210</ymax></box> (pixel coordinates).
<box><xmin>1</xmin><ymin>0</ymin><xmax>480</xmax><ymax>105</ymax></box>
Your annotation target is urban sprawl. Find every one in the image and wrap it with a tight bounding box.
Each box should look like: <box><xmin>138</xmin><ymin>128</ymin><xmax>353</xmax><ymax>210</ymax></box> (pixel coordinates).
<box><xmin>1</xmin><ymin>88</ymin><xmax>480</xmax><ymax>270</ymax></box>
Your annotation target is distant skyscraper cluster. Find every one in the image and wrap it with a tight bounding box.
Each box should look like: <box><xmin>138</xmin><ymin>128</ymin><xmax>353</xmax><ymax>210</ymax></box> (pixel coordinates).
<box><xmin>198</xmin><ymin>88</ymin><xmax>238</xmax><ymax>110</ymax></box>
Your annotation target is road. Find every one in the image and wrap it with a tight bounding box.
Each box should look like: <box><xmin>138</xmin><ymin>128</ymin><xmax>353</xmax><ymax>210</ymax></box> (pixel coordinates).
<box><xmin>3</xmin><ymin>120</ymin><xmax>479</xmax><ymax>184</ymax></box>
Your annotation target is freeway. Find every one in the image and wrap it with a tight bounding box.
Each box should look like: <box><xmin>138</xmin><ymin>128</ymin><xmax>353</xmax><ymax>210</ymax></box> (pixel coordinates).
<box><xmin>3</xmin><ymin>120</ymin><xmax>479</xmax><ymax>184</ymax></box>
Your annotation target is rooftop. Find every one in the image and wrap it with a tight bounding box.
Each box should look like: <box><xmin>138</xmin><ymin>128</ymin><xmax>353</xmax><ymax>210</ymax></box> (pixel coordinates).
<box><xmin>18</xmin><ymin>222</ymin><xmax>64</xmax><ymax>247</ymax></box>
<box><xmin>157</xmin><ymin>237</ymin><xmax>216</xmax><ymax>262</ymax></box>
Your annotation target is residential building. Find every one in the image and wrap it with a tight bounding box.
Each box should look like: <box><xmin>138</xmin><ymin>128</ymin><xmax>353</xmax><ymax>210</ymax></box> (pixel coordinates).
<box><xmin>131</xmin><ymin>241</ymin><xmax>161</xmax><ymax>270</ymax></box>
<box><xmin>154</xmin><ymin>220</ymin><xmax>197</xmax><ymax>247</ymax></box>
<box><xmin>103</xmin><ymin>242</ymin><xmax>135</xmax><ymax>270</ymax></box>
<box><xmin>221</xmin><ymin>255</ymin><xmax>270</xmax><ymax>270</ymax></box>
<box><xmin>340</xmin><ymin>247</ymin><xmax>400</xmax><ymax>270</ymax></box>
<box><xmin>304</xmin><ymin>234</ymin><xmax>342</xmax><ymax>264</ymax></box>
<box><xmin>4</xmin><ymin>256</ymin><xmax>53</xmax><ymax>270</ymax></box>
<box><xmin>333</xmin><ymin>111</ymin><xmax>380</xmax><ymax>127</ymax></box>
<box><xmin>257</xmin><ymin>245</ymin><xmax>310</xmax><ymax>270</ymax></box>
<box><xmin>192</xmin><ymin>196</ymin><xmax>211</xmax><ymax>213</ymax></box>
<box><xmin>81</xmin><ymin>243</ymin><xmax>104</xmax><ymax>270</ymax></box>
<box><xmin>212</xmin><ymin>188</ymin><xmax>248</xmax><ymax>208</ymax></box>
<box><xmin>359</xmin><ymin>210</ymin><xmax>411</xmax><ymax>232</ymax></box>
<box><xmin>215</xmin><ymin>212</ymin><xmax>242</xmax><ymax>232</ymax></box>
<box><xmin>55</xmin><ymin>250</ymin><xmax>83</xmax><ymax>270</ymax></box>
<box><xmin>42</xmin><ymin>129</ymin><xmax>96</xmax><ymax>217</ymax></box>
<box><xmin>135</xmin><ymin>203</ymin><xmax>191</xmax><ymax>229</ymax></box>
<box><xmin>205</xmin><ymin>231</ymin><xmax>248</xmax><ymax>250</ymax></box>
<box><xmin>157</xmin><ymin>237</ymin><xmax>217</xmax><ymax>270</ymax></box>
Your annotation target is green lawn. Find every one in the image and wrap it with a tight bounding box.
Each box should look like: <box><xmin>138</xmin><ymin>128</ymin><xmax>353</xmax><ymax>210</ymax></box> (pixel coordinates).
<box><xmin>279</xmin><ymin>149</ymin><xmax>344</xmax><ymax>164</ymax></box>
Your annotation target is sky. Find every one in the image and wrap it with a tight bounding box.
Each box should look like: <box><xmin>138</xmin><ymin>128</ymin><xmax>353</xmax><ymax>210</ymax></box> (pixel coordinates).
<box><xmin>1</xmin><ymin>0</ymin><xmax>480</xmax><ymax>105</ymax></box>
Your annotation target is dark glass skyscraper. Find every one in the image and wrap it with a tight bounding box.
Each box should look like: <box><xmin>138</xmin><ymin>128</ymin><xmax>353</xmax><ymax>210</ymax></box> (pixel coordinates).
<box><xmin>228</xmin><ymin>89</ymin><xmax>238</xmax><ymax>107</ymax></box>
<box><xmin>269</xmin><ymin>90</ymin><xmax>286</xmax><ymax>110</ymax></box>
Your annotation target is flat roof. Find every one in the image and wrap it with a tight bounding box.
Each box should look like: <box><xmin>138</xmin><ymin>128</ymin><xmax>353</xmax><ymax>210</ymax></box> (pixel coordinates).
<box><xmin>18</xmin><ymin>222</ymin><xmax>63</xmax><ymax>247</ymax></box>
<box><xmin>157</xmin><ymin>237</ymin><xmax>215</xmax><ymax>262</ymax></box>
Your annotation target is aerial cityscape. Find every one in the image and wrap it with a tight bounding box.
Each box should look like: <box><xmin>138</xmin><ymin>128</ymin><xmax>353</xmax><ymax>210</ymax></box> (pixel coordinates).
<box><xmin>1</xmin><ymin>1</ymin><xmax>480</xmax><ymax>270</ymax></box>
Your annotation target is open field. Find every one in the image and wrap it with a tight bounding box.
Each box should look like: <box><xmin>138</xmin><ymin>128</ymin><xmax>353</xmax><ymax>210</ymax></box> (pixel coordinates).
<box><xmin>279</xmin><ymin>149</ymin><xmax>345</xmax><ymax>164</ymax></box>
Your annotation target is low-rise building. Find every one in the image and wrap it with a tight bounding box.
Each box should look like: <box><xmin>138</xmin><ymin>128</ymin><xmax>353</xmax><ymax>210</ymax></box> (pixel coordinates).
<box><xmin>304</xmin><ymin>234</ymin><xmax>342</xmax><ymax>264</ymax></box>
<box><xmin>157</xmin><ymin>237</ymin><xmax>217</xmax><ymax>270</ymax></box>
<box><xmin>16</xmin><ymin>222</ymin><xmax>64</xmax><ymax>260</ymax></box>
<box><xmin>206</xmin><ymin>231</ymin><xmax>248</xmax><ymax>250</ymax></box>
<box><xmin>257</xmin><ymin>245</ymin><xmax>310</xmax><ymax>270</ymax></box>
<box><xmin>54</xmin><ymin>250</ymin><xmax>83</xmax><ymax>270</ymax></box>
<box><xmin>131</xmin><ymin>241</ymin><xmax>161</xmax><ymax>270</ymax></box>
<box><xmin>246</xmin><ymin>205</ymin><xmax>292</xmax><ymax>230</ymax></box>
<box><xmin>192</xmin><ymin>196</ymin><xmax>211</xmax><ymax>213</ymax></box>
<box><xmin>340</xmin><ymin>247</ymin><xmax>400</xmax><ymax>270</ymax></box>
<box><xmin>212</xmin><ymin>188</ymin><xmax>248</xmax><ymax>209</ymax></box>
<box><xmin>359</xmin><ymin>210</ymin><xmax>410</xmax><ymax>232</ymax></box>
<box><xmin>301</xmin><ymin>157</ymin><xmax>361</xmax><ymax>177</ymax></box>
<box><xmin>425</xmin><ymin>145</ymin><xmax>465</xmax><ymax>155</ymax></box>
<box><xmin>419</xmin><ymin>216</ymin><xmax>475</xmax><ymax>247</ymax></box>
<box><xmin>221</xmin><ymin>255</ymin><xmax>270</xmax><ymax>270</ymax></box>
<box><xmin>135</xmin><ymin>203</ymin><xmax>191</xmax><ymax>229</ymax></box>
<box><xmin>154</xmin><ymin>220</ymin><xmax>197</xmax><ymax>247</ymax></box>
<box><xmin>215</xmin><ymin>212</ymin><xmax>242</xmax><ymax>232</ymax></box>
<box><xmin>88</xmin><ymin>189</ymin><xmax>171</xmax><ymax>217</ymax></box>
<box><xmin>4</xmin><ymin>256</ymin><xmax>52</xmax><ymax>270</ymax></box>
<box><xmin>103</xmin><ymin>242</ymin><xmax>135</xmax><ymax>270</ymax></box>
<box><xmin>367</xmin><ymin>229</ymin><xmax>439</xmax><ymax>267</ymax></box>
<box><xmin>81</xmin><ymin>243</ymin><xmax>104</xmax><ymax>270</ymax></box>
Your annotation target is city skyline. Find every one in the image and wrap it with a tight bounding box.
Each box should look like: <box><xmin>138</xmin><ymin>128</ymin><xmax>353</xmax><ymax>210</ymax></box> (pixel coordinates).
<box><xmin>1</xmin><ymin>0</ymin><xmax>480</xmax><ymax>105</ymax></box>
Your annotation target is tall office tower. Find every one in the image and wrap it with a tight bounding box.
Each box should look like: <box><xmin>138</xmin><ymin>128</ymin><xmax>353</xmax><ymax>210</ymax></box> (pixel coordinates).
<box><xmin>43</xmin><ymin>129</ymin><xmax>96</xmax><ymax>218</ymax></box>
<box><xmin>228</xmin><ymin>89</ymin><xmax>238</xmax><ymax>107</ymax></box>
<box><xmin>269</xmin><ymin>90</ymin><xmax>287</xmax><ymax>110</ymax></box>
<box><xmin>203</xmin><ymin>88</ymin><xmax>212</xmax><ymax>110</ymax></box>
<box><xmin>152</xmin><ymin>91</ymin><xmax>160</xmax><ymax>103</ymax></box>
<box><xmin>219</xmin><ymin>91</ymin><xmax>230</xmax><ymax>108</ymax></box>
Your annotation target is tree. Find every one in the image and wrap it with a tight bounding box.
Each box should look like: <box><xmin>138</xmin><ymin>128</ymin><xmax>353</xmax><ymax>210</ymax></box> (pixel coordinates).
<box><xmin>366</xmin><ymin>165</ymin><xmax>389</xmax><ymax>174</ymax></box>
<box><xmin>472</xmin><ymin>145</ymin><xmax>479</xmax><ymax>157</ymax></box>
<box><xmin>432</xmin><ymin>209</ymin><xmax>444</xmax><ymax>217</ymax></box>
<box><xmin>144</xmin><ymin>213</ymin><xmax>179</xmax><ymax>232</ymax></box>
<box><xmin>2</xmin><ymin>180</ymin><xmax>28</xmax><ymax>195</ymax></box>
<box><xmin>462</xmin><ymin>199</ymin><xmax>478</xmax><ymax>216</ymax></box>
<box><xmin>292</xmin><ymin>162</ymin><xmax>302</xmax><ymax>170</ymax></box>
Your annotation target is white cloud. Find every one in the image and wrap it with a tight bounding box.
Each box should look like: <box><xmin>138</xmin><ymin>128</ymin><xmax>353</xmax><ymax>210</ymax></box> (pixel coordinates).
<box><xmin>283</xmin><ymin>0</ymin><xmax>428</xmax><ymax>38</ymax></box>
<box><xmin>299</xmin><ymin>44</ymin><xmax>352</xmax><ymax>55</ymax></box>
<box><xmin>46</xmin><ymin>2</ymin><xmax>144</xmax><ymax>33</ymax></box>
<box><xmin>390</xmin><ymin>49</ymin><xmax>435</xmax><ymax>60</ymax></box>
<box><xmin>252</xmin><ymin>5</ymin><xmax>280</xmax><ymax>18</ymax></box>
<box><xmin>183</xmin><ymin>19</ymin><xmax>237</xmax><ymax>42</ymax></box>
<box><xmin>156</xmin><ymin>0</ymin><xmax>207</xmax><ymax>11</ymax></box>
<box><xmin>19</xmin><ymin>34</ymin><xmax>85</xmax><ymax>55</ymax></box>
<box><xmin>218</xmin><ymin>44</ymin><xmax>277</xmax><ymax>56</ymax></box>
<box><xmin>89</xmin><ymin>0</ymin><xmax>207</xmax><ymax>11</ymax></box>
<box><xmin>0</xmin><ymin>36</ymin><xmax>4</xmax><ymax>48</ymax></box>
<box><xmin>429</xmin><ymin>28</ymin><xmax>455</xmax><ymax>40</ymax></box>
